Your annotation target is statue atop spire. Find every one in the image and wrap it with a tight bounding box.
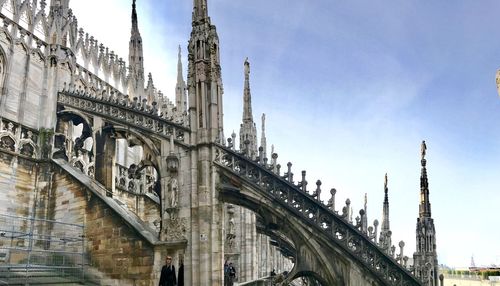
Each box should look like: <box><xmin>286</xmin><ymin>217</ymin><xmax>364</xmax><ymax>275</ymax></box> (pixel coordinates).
<box><xmin>421</xmin><ymin>140</ymin><xmax>427</xmax><ymax>161</ymax></box>
<box><xmin>384</xmin><ymin>172</ymin><xmax>388</xmax><ymax>190</ymax></box>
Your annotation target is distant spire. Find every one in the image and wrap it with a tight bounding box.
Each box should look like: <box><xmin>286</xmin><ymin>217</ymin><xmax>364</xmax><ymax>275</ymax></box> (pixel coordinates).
<box><xmin>471</xmin><ymin>255</ymin><xmax>476</xmax><ymax>268</ymax></box>
<box><xmin>260</xmin><ymin>113</ymin><xmax>267</xmax><ymax>159</ymax></box>
<box><xmin>175</xmin><ymin>45</ymin><xmax>187</xmax><ymax>114</ymax></box>
<box><xmin>380</xmin><ymin>173</ymin><xmax>392</xmax><ymax>252</ymax></box>
<box><xmin>362</xmin><ymin>193</ymin><xmax>368</xmax><ymax>233</ymax></box>
<box><xmin>419</xmin><ymin>140</ymin><xmax>432</xmax><ymax>218</ymax></box>
<box><xmin>239</xmin><ymin>58</ymin><xmax>258</xmax><ymax>158</ymax></box>
<box><xmin>381</xmin><ymin>173</ymin><xmax>390</xmax><ymax>232</ymax></box>
<box><xmin>193</xmin><ymin>0</ymin><xmax>209</xmax><ymax>22</ymax></box>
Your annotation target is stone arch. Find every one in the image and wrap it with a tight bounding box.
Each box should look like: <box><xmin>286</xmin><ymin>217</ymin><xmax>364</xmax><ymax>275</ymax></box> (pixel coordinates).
<box><xmin>19</xmin><ymin>141</ymin><xmax>36</xmax><ymax>158</ymax></box>
<box><xmin>292</xmin><ymin>270</ymin><xmax>329</xmax><ymax>286</ymax></box>
<box><xmin>95</xmin><ymin>124</ymin><xmax>161</xmax><ymax>195</ymax></box>
<box><xmin>217</xmin><ymin>172</ymin><xmax>390</xmax><ymax>286</ymax></box>
<box><xmin>55</xmin><ymin>109</ymin><xmax>93</xmax><ymax>161</ymax></box>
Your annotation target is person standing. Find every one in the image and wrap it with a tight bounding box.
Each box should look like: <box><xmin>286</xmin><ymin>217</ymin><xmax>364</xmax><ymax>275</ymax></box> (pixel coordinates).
<box><xmin>224</xmin><ymin>261</ymin><xmax>229</xmax><ymax>286</ymax></box>
<box><xmin>178</xmin><ymin>257</ymin><xmax>184</xmax><ymax>286</ymax></box>
<box><xmin>227</xmin><ymin>263</ymin><xmax>236</xmax><ymax>286</ymax></box>
<box><xmin>159</xmin><ymin>256</ymin><xmax>176</xmax><ymax>286</ymax></box>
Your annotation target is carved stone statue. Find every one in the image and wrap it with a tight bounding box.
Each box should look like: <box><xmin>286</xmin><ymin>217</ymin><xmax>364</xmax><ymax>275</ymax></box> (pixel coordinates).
<box><xmin>384</xmin><ymin>173</ymin><xmax>388</xmax><ymax>189</ymax></box>
<box><xmin>421</xmin><ymin>140</ymin><xmax>427</xmax><ymax>160</ymax></box>
<box><xmin>168</xmin><ymin>177</ymin><xmax>178</xmax><ymax>208</ymax></box>
<box><xmin>228</xmin><ymin>216</ymin><xmax>235</xmax><ymax>236</ymax></box>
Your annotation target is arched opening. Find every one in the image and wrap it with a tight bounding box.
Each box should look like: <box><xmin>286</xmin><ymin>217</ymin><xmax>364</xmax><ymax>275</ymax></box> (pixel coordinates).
<box><xmin>55</xmin><ymin>110</ymin><xmax>93</xmax><ymax>176</ymax></box>
<box><xmin>0</xmin><ymin>46</ymin><xmax>7</xmax><ymax>102</ymax></box>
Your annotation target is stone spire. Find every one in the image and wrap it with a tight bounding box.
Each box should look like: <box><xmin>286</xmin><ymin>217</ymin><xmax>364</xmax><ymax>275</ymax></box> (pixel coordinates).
<box><xmin>187</xmin><ymin>0</ymin><xmax>225</xmax><ymax>282</ymax></box>
<box><xmin>419</xmin><ymin>140</ymin><xmax>431</xmax><ymax>217</ymax></box>
<box><xmin>260</xmin><ymin>113</ymin><xmax>267</xmax><ymax>159</ymax></box>
<box><xmin>128</xmin><ymin>0</ymin><xmax>145</xmax><ymax>99</ymax></box>
<box><xmin>188</xmin><ymin>0</ymin><xmax>223</xmax><ymax>143</ymax></box>
<box><xmin>175</xmin><ymin>45</ymin><xmax>187</xmax><ymax>114</ymax></box>
<box><xmin>243</xmin><ymin>58</ymin><xmax>253</xmax><ymax>122</ymax></box>
<box><xmin>413</xmin><ymin>140</ymin><xmax>439</xmax><ymax>286</ymax></box>
<box><xmin>239</xmin><ymin>58</ymin><xmax>258</xmax><ymax>158</ymax></box>
<box><xmin>193</xmin><ymin>0</ymin><xmax>209</xmax><ymax>22</ymax></box>
<box><xmin>379</xmin><ymin>173</ymin><xmax>392</xmax><ymax>253</ymax></box>
<box><xmin>362</xmin><ymin>193</ymin><xmax>368</xmax><ymax>233</ymax></box>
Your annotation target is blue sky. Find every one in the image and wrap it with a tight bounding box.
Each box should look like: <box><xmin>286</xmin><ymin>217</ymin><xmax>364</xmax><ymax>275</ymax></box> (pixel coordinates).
<box><xmin>71</xmin><ymin>0</ymin><xmax>500</xmax><ymax>267</ymax></box>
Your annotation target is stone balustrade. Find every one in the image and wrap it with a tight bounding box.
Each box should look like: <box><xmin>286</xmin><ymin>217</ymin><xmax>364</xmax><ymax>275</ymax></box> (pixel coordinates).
<box><xmin>57</xmin><ymin>90</ymin><xmax>189</xmax><ymax>143</ymax></box>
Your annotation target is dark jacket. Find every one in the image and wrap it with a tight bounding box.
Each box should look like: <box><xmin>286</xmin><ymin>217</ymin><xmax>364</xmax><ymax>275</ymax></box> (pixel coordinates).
<box><xmin>159</xmin><ymin>264</ymin><xmax>176</xmax><ymax>286</ymax></box>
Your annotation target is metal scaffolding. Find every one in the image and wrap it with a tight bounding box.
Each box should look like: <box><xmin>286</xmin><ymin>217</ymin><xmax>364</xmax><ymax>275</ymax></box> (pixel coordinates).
<box><xmin>0</xmin><ymin>213</ymin><xmax>85</xmax><ymax>285</ymax></box>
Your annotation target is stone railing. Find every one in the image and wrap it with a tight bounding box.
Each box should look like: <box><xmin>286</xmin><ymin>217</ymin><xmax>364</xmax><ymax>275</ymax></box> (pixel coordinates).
<box><xmin>57</xmin><ymin>90</ymin><xmax>189</xmax><ymax>143</ymax></box>
<box><xmin>214</xmin><ymin>144</ymin><xmax>422</xmax><ymax>286</ymax></box>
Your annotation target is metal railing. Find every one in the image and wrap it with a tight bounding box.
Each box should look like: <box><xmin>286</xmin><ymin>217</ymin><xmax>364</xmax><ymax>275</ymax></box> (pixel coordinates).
<box><xmin>0</xmin><ymin>213</ymin><xmax>85</xmax><ymax>285</ymax></box>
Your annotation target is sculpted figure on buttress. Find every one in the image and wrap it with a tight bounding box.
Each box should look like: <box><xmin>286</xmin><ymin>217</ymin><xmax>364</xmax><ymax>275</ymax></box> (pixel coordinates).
<box><xmin>168</xmin><ymin>177</ymin><xmax>178</xmax><ymax>208</ymax></box>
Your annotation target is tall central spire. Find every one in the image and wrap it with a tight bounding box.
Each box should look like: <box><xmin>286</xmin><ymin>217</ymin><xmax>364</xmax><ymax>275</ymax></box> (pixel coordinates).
<box><xmin>128</xmin><ymin>0</ymin><xmax>145</xmax><ymax>98</ymax></box>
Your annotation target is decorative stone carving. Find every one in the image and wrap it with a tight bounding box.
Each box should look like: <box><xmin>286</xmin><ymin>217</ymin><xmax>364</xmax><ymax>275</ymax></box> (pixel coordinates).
<box><xmin>164</xmin><ymin>217</ymin><xmax>187</xmax><ymax>241</ymax></box>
